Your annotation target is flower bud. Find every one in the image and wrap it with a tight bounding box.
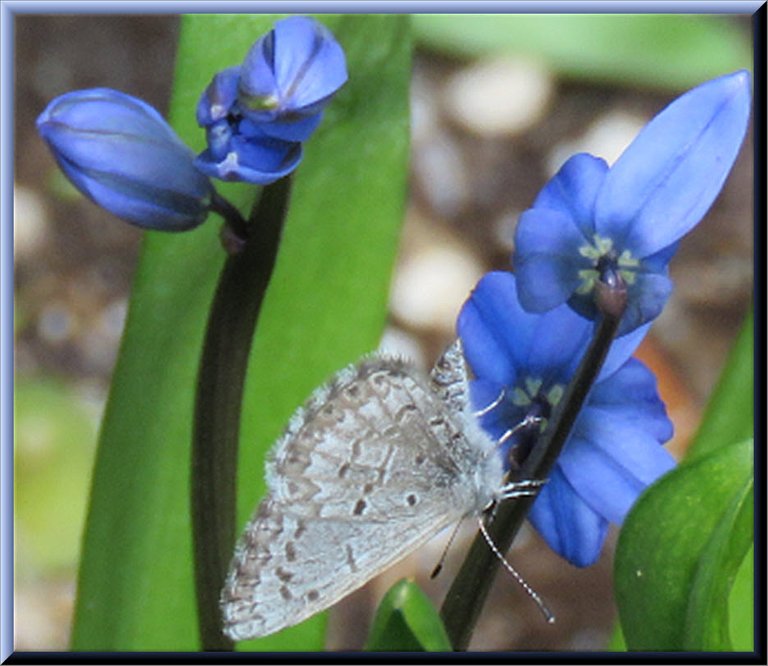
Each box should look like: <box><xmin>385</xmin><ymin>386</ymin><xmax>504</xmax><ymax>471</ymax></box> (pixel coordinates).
<box><xmin>238</xmin><ymin>16</ymin><xmax>348</xmax><ymax>141</ymax></box>
<box><xmin>37</xmin><ymin>88</ymin><xmax>214</xmax><ymax>231</ymax></box>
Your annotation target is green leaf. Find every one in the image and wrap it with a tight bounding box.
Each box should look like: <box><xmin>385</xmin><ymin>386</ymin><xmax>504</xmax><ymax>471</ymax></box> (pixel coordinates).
<box><xmin>413</xmin><ymin>14</ymin><xmax>751</xmax><ymax>91</ymax></box>
<box><xmin>728</xmin><ymin>543</ymin><xmax>754</xmax><ymax>651</ymax></box>
<box><xmin>366</xmin><ymin>579</ymin><xmax>452</xmax><ymax>652</ymax></box>
<box><xmin>615</xmin><ymin>438</ymin><xmax>753</xmax><ymax>651</ymax></box>
<box><xmin>71</xmin><ymin>14</ymin><xmax>411</xmax><ymax>651</ymax></box>
<box><xmin>687</xmin><ymin>309</ymin><xmax>754</xmax><ymax>461</ymax></box>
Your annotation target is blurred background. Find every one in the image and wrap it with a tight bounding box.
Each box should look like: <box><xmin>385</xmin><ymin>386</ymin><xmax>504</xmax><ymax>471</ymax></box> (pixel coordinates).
<box><xmin>13</xmin><ymin>13</ymin><xmax>753</xmax><ymax>651</ymax></box>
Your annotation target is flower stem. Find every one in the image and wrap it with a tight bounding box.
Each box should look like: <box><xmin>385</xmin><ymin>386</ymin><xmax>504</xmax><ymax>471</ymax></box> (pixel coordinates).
<box><xmin>440</xmin><ymin>282</ymin><xmax>626</xmax><ymax>651</ymax></box>
<box><xmin>209</xmin><ymin>189</ymin><xmax>250</xmax><ymax>247</ymax></box>
<box><xmin>190</xmin><ymin>177</ymin><xmax>292</xmax><ymax>651</ymax></box>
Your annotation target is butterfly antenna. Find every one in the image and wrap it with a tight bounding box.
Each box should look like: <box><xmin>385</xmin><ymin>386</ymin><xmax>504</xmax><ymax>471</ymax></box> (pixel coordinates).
<box><xmin>431</xmin><ymin>519</ymin><xmax>465</xmax><ymax>579</ymax></box>
<box><xmin>477</xmin><ymin>518</ymin><xmax>556</xmax><ymax>624</ymax></box>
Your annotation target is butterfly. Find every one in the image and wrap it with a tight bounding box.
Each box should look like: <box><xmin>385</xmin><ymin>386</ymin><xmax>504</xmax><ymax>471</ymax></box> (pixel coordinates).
<box><xmin>221</xmin><ymin>340</ymin><xmax>541</xmax><ymax>641</ymax></box>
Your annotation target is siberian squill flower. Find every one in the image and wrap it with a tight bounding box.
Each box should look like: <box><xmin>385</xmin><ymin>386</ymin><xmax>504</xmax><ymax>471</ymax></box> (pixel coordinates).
<box><xmin>37</xmin><ymin>88</ymin><xmax>213</xmax><ymax>231</ymax></box>
<box><xmin>459</xmin><ymin>271</ymin><xmax>676</xmax><ymax>566</ymax></box>
<box><xmin>194</xmin><ymin>16</ymin><xmax>347</xmax><ymax>183</ymax></box>
<box><xmin>194</xmin><ymin>67</ymin><xmax>303</xmax><ymax>184</ymax></box>
<box><xmin>238</xmin><ymin>16</ymin><xmax>348</xmax><ymax>141</ymax></box>
<box><xmin>513</xmin><ymin>70</ymin><xmax>751</xmax><ymax>336</ymax></box>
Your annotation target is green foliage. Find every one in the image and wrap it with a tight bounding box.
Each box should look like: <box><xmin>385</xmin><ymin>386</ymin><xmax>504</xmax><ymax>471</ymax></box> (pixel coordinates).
<box><xmin>615</xmin><ymin>438</ymin><xmax>753</xmax><ymax>650</ymax></box>
<box><xmin>615</xmin><ymin>310</ymin><xmax>754</xmax><ymax>651</ymax></box>
<box><xmin>71</xmin><ymin>14</ymin><xmax>411</xmax><ymax>651</ymax></box>
<box><xmin>688</xmin><ymin>309</ymin><xmax>754</xmax><ymax>461</ymax></box>
<box><xmin>413</xmin><ymin>14</ymin><xmax>751</xmax><ymax>91</ymax></box>
<box><xmin>366</xmin><ymin>579</ymin><xmax>452</xmax><ymax>651</ymax></box>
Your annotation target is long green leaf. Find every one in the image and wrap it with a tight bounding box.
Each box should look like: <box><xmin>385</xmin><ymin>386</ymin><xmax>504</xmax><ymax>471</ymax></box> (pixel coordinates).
<box><xmin>687</xmin><ymin>309</ymin><xmax>754</xmax><ymax>461</ymax></box>
<box><xmin>72</xmin><ymin>14</ymin><xmax>410</xmax><ymax>650</ymax></box>
<box><xmin>366</xmin><ymin>579</ymin><xmax>452</xmax><ymax>652</ymax></box>
<box><xmin>413</xmin><ymin>14</ymin><xmax>751</xmax><ymax>91</ymax></box>
<box><xmin>615</xmin><ymin>438</ymin><xmax>753</xmax><ymax>651</ymax></box>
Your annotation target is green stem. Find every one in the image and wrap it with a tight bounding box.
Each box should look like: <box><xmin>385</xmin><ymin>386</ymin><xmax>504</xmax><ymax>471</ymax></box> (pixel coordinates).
<box><xmin>190</xmin><ymin>178</ymin><xmax>292</xmax><ymax>651</ymax></box>
<box><xmin>440</xmin><ymin>304</ymin><xmax>623</xmax><ymax>651</ymax></box>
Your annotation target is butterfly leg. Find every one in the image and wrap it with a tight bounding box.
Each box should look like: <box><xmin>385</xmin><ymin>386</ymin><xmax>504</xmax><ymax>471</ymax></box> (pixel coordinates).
<box><xmin>498</xmin><ymin>478</ymin><xmax>547</xmax><ymax>500</ymax></box>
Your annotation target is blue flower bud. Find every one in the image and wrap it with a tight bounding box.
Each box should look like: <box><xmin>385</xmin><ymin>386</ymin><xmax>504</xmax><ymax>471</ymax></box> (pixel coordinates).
<box><xmin>37</xmin><ymin>88</ymin><xmax>214</xmax><ymax>231</ymax></box>
<box><xmin>238</xmin><ymin>16</ymin><xmax>348</xmax><ymax>141</ymax></box>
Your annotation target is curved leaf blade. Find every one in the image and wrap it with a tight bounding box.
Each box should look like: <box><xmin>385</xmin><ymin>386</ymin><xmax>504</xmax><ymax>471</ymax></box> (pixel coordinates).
<box><xmin>688</xmin><ymin>309</ymin><xmax>754</xmax><ymax>461</ymax></box>
<box><xmin>366</xmin><ymin>579</ymin><xmax>452</xmax><ymax>652</ymax></box>
<box><xmin>615</xmin><ymin>438</ymin><xmax>753</xmax><ymax>651</ymax></box>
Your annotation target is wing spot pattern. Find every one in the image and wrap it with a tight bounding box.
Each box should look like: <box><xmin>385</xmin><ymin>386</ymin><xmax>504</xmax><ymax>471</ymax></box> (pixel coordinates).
<box><xmin>276</xmin><ymin>567</ymin><xmax>294</xmax><ymax>583</ymax></box>
<box><xmin>345</xmin><ymin>544</ymin><xmax>358</xmax><ymax>573</ymax></box>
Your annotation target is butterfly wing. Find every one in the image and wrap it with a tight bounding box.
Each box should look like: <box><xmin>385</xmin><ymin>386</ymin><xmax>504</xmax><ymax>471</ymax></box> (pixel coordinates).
<box><xmin>221</xmin><ymin>356</ymin><xmax>484</xmax><ymax>641</ymax></box>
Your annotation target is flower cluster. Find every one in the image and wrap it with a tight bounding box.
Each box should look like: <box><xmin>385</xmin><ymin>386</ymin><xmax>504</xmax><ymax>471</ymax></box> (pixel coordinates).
<box><xmin>460</xmin><ymin>272</ymin><xmax>674</xmax><ymax>565</ymax></box>
<box><xmin>194</xmin><ymin>16</ymin><xmax>347</xmax><ymax>183</ymax></box>
<box><xmin>36</xmin><ymin>16</ymin><xmax>347</xmax><ymax>232</ymax></box>
<box><xmin>459</xmin><ymin>71</ymin><xmax>751</xmax><ymax>565</ymax></box>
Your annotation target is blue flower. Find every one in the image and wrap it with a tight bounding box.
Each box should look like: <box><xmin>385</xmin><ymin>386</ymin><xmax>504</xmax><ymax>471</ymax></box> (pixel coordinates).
<box><xmin>513</xmin><ymin>71</ymin><xmax>751</xmax><ymax>336</ymax></box>
<box><xmin>194</xmin><ymin>67</ymin><xmax>304</xmax><ymax>184</ymax></box>
<box><xmin>194</xmin><ymin>15</ymin><xmax>347</xmax><ymax>184</ymax></box>
<box><xmin>37</xmin><ymin>88</ymin><xmax>213</xmax><ymax>231</ymax></box>
<box><xmin>238</xmin><ymin>16</ymin><xmax>348</xmax><ymax>141</ymax></box>
<box><xmin>459</xmin><ymin>271</ymin><xmax>676</xmax><ymax>566</ymax></box>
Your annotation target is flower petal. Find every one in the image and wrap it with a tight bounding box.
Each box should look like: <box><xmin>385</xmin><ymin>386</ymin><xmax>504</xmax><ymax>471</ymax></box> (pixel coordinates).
<box><xmin>559</xmin><ymin>360</ymin><xmax>676</xmax><ymax>524</ymax></box>
<box><xmin>253</xmin><ymin>112</ymin><xmax>324</xmax><ymax>142</ymax></box>
<box><xmin>619</xmin><ymin>270</ymin><xmax>673</xmax><ymax>336</ymax></box>
<box><xmin>240</xmin><ymin>16</ymin><xmax>347</xmax><ymax>117</ymax></box>
<box><xmin>559</xmin><ymin>425</ymin><xmax>676</xmax><ymax>525</ymax></box>
<box><xmin>458</xmin><ymin>272</ymin><xmax>537</xmax><ymax>386</ymax></box>
<box><xmin>271</xmin><ymin>17</ymin><xmax>348</xmax><ymax>112</ymax></box>
<box><xmin>595</xmin><ymin>70</ymin><xmax>751</xmax><ymax>258</ymax></box>
<box><xmin>528</xmin><ymin>466</ymin><xmax>609</xmax><ymax>567</ymax></box>
<box><xmin>531</xmin><ymin>153</ymin><xmax>608</xmax><ymax>238</ymax></box>
<box><xmin>514</xmin><ymin>208</ymin><xmax>591</xmax><ymax>313</ymax></box>
<box><xmin>589</xmin><ymin>358</ymin><xmax>674</xmax><ymax>442</ymax></box>
<box><xmin>597</xmin><ymin>322</ymin><xmax>651</xmax><ymax>381</ymax></box>
<box><xmin>197</xmin><ymin>67</ymin><xmax>241</xmax><ymax>126</ymax></box>
<box><xmin>195</xmin><ymin>134</ymin><xmax>302</xmax><ymax>185</ymax></box>
<box><xmin>524</xmin><ymin>304</ymin><xmax>594</xmax><ymax>385</ymax></box>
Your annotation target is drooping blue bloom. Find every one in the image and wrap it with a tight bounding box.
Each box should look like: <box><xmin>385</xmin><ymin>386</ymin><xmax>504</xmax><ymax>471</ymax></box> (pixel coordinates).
<box><xmin>513</xmin><ymin>70</ymin><xmax>751</xmax><ymax>336</ymax></box>
<box><xmin>194</xmin><ymin>16</ymin><xmax>346</xmax><ymax>184</ymax></box>
<box><xmin>37</xmin><ymin>88</ymin><xmax>214</xmax><ymax>231</ymax></box>
<box><xmin>238</xmin><ymin>16</ymin><xmax>348</xmax><ymax>141</ymax></box>
<box><xmin>194</xmin><ymin>67</ymin><xmax>303</xmax><ymax>184</ymax></box>
<box><xmin>459</xmin><ymin>271</ymin><xmax>676</xmax><ymax>566</ymax></box>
